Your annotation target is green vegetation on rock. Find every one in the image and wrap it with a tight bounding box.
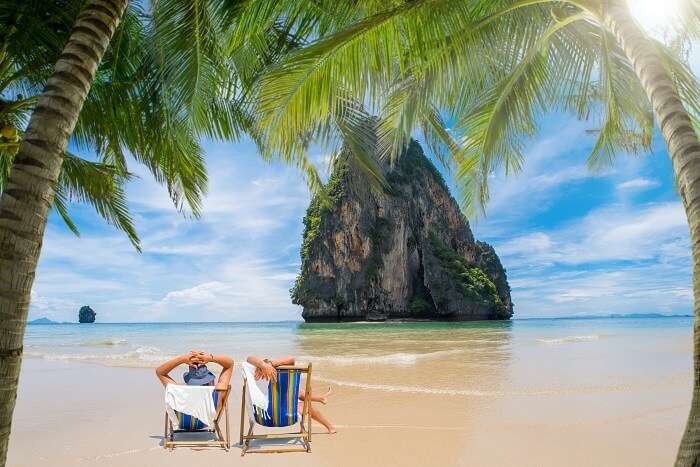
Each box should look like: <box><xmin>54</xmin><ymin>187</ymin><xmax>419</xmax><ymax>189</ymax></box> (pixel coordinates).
<box><xmin>409</xmin><ymin>295</ymin><xmax>433</xmax><ymax>314</ymax></box>
<box><xmin>291</xmin><ymin>158</ymin><xmax>351</xmax><ymax>303</ymax></box>
<box><xmin>387</xmin><ymin>142</ymin><xmax>448</xmax><ymax>192</ymax></box>
<box><xmin>429</xmin><ymin>235</ymin><xmax>502</xmax><ymax>311</ymax></box>
<box><xmin>475</xmin><ymin>241</ymin><xmax>511</xmax><ymax>300</ymax></box>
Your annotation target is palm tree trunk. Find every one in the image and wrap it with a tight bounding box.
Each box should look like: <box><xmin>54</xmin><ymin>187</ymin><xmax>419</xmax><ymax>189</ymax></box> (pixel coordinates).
<box><xmin>0</xmin><ymin>1</ymin><xmax>128</xmax><ymax>465</ymax></box>
<box><xmin>603</xmin><ymin>1</ymin><xmax>700</xmax><ymax>465</ymax></box>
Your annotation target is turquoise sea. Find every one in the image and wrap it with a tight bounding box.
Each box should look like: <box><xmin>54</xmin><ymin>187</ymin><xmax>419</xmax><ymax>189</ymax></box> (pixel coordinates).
<box><xmin>25</xmin><ymin>317</ymin><xmax>693</xmax><ymax>396</ymax></box>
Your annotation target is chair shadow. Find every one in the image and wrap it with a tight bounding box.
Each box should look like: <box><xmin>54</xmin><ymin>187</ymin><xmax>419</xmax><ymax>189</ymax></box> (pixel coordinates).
<box><xmin>240</xmin><ymin>437</ymin><xmax>307</xmax><ymax>451</ymax></box>
<box><xmin>150</xmin><ymin>433</ymin><xmax>218</xmax><ymax>446</ymax></box>
<box><xmin>149</xmin><ymin>428</ymin><xmax>328</xmax><ymax>452</ymax></box>
<box><xmin>149</xmin><ymin>435</ymin><xmax>165</xmax><ymax>447</ymax></box>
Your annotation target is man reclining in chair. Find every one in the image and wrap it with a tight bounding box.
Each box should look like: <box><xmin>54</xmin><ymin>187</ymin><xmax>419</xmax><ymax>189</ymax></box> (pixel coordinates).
<box><xmin>246</xmin><ymin>355</ymin><xmax>336</xmax><ymax>434</ymax></box>
<box><xmin>156</xmin><ymin>351</ymin><xmax>234</xmax><ymax>449</ymax></box>
<box><xmin>156</xmin><ymin>350</ymin><xmax>234</xmax><ymax>389</ymax></box>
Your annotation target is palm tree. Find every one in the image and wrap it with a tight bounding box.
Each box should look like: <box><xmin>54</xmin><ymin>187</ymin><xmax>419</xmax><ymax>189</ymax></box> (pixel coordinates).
<box><xmin>0</xmin><ymin>1</ymin><xmax>150</xmax><ymax>462</ymax></box>
<box><xmin>2</xmin><ymin>5</ymin><xmax>138</xmax><ymax>247</ymax></box>
<box><xmin>0</xmin><ymin>0</ymin><xmax>327</xmax><ymax>462</ymax></box>
<box><xmin>252</xmin><ymin>0</ymin><xmax>700</xmax><ymax>464</ymax></box>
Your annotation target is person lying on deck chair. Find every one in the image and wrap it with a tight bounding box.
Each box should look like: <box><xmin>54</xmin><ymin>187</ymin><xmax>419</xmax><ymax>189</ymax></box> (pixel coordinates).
<box><xmin>246</xmin><ymin>355</ymin><xmax>336</xmax><ymax>434</ymax></box>
<box><xmin>156</xmin><ymin>350</ymin><xmax>234</xmax><ymax>388</ymax></box>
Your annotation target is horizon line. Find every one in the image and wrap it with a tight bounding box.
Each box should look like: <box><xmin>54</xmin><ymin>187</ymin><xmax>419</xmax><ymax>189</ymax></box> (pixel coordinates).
<box><xmin>28</xmin><ymin>313</ymin><xmax>693</xmax><ymax>325</ymax></box>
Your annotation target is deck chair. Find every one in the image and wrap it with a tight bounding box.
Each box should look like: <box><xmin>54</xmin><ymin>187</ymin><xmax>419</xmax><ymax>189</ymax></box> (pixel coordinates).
<box><xmin>239</xmin><ymin>362</ymin><xmax>312</xmax><ymax>455</ymax></box>
<box><xmin>164</xmin><ymin>385</ymin><xmax>230</xmax><ymax>450</ymax></box>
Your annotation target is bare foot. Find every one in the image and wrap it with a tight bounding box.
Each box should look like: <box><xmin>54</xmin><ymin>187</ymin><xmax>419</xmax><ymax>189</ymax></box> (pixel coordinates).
<box><xmin>319</xmin><ymin>387</ymin><xmax>333</xmax><ymax>405</ymax></box>
<box><xmin>326</xmin><ymin>426</ymin><xmax>337</xmax><ymax>434</ymax></box>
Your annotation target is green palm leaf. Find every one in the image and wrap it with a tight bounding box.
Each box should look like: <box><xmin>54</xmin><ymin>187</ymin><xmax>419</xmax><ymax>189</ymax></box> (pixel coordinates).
<box><xmin>58</xmin><ymin>153</ymin><xmax>140</xmax><ymax>250</ymax></box>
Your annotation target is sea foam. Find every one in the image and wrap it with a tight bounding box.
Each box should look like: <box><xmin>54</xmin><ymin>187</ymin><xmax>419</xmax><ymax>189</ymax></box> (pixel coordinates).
<box><xmin>536</xmin><ymin>335</ymin><xmax>600</xmax><ymax>344</ymax></box>
<box><xmin>298</xmin><ymin>349</ymin><xmax>464</xmax><ymax>366</ymax></box>
<box><xmin>313</xmin><ymin>375</ymin><xmax>661</xmax><ymax>397</ymax></box>
<box><xmin>79</xmin><ymin>338</ymin><xmax>128</xmax><ymax>346</ymax></box>
<box><xmin>313</xmin><ymin>375</ymin><xmax>497</xmax><ymax>396</ymax></box>
<box><xmin>26</xmin><ymin>346</ymin><xmax>170</xmax><ymax>367</ymax></box>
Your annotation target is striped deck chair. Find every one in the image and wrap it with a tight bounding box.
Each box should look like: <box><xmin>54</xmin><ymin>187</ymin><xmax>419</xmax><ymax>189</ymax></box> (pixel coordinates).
<box><xmin>164</xmin><ymin>386</ymin><xmax>230</xmax><ymax>450</ymax></box>
<box><xmin>239</xmin><ymin>363</ymin><xmax>312</xmax><ymax>455</ymax></box>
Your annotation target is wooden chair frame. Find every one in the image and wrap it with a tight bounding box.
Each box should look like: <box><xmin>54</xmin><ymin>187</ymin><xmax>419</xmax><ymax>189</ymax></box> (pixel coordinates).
<box><xmin>239</xmin><ymin>364</ymin><xmax>312</xmax><ymax>455</ymax></box>
<box><xmin>164</xmin><ymin>385</ymin><xmax>230</xmax><ymax>451</ymax></box>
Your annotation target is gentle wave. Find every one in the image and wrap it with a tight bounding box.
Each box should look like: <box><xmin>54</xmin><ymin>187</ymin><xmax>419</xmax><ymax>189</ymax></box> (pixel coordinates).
<box><xmin>314</xmin><ymin>376</ymin><xmax>498</xmax><ymax>396</ymax></box>
<box><xmin>79</xmin><ymin>338</ymin><xmax>128</xmax><ymax>346</ymax></box>
<box><xmin>314</xmin><ymin>375</ymin><xmax>677</xmax><ymax>397</ymax></box>
<box><xmin>298</xmin><ymin>349</ymin><xmax>465</xmax><ymax>366</ymax></box>
<box><xmin>26</xmin><ymin>346</ymin><xmax>170</xmax><ymax>367</ymax></box>
<box><xmin>26</xmin><ymin>338</ymin><xmax>129</xmax><ymax>348</ymax></box>
<box><xmin>536</xmin><ymin>335</ymin><xmax>600</xmax><ymax>344</ymax></box>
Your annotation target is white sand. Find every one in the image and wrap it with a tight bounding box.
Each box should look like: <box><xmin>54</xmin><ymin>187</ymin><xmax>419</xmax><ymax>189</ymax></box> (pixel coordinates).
<box><xmin>7</xmin><ymin>357</ymin><xmax>691</xmax><ymax>466</ymax></box>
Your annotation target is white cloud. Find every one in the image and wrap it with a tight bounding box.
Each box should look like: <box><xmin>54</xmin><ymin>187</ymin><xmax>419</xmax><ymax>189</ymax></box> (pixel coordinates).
<box><xmin>161</xmin><ymin>281</ymin><xmax>227</xmax><ymax>306</ymax></box>
<box><xmin>509</xmin><ymin>264</ymin><xmax>691</xmax><ymax>317</ymax></box>
<box><xmin>468</xmin><ymin>120</ymin><xmax>612</xmax><ymax>229</ymax></box>
<box><xmin>151</xmin><ymin>255</ymin><xmax>299</xmax><ymax>321</ymax></box>
<box><xmin>617</xmin><ymin>178</ymin><xmax>660</xmax><ymax>191</ymax></box>
<box><xmin>497</xmin><ymin>232</ymin><xmax>552</xmax><ymax>256</ymax></box>
<box><xmin>496</xmin><ymin>201</ymin><xmax>688</xmax><ymax>266</ymax></box>
<box><xmin>488</xmin><ymin>200</ymin><xmax>692</xmax><ymax>317</ymax></box>
<box><xmin>31</xmin><ymin>138</ymin><xmax>310</xmax><ymax>322</ymax></box>
<box><xmin>467</xmin><ymin>116</ymin><xmax>692</xmax><ymax>318</ymax></box>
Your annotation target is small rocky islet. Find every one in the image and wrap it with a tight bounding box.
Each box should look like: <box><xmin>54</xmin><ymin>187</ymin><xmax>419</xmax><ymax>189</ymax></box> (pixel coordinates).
<box><xmin>292</xmin><ymin>139</ymin><xmax>513</xmax><ymax>322</ymax></box>
<box><xmin>78</xmin><ymin>305</ymin><xmax>96</xmax><ymax>323</ymax></box>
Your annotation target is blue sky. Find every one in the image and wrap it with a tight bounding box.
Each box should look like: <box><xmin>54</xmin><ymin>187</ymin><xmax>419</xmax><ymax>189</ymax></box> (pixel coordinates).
<box><xmin>27</xmin><ymin>11</ymin><xmax>700</xmax><ymax>323</ymax></box>
<box><xmin>28</xmin><ymin>117</ymin><xmax>693</xmax><ymax>322</ymax></box>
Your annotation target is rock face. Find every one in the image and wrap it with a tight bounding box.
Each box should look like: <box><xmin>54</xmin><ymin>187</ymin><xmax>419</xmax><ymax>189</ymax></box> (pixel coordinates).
<box><xmin>78</xmin><ymin>305</ymin><xmax>96</xmax><ymax>323</ymax></box>
<box><xmin>292</xmin><ymin>140</ymin><xmax>513</xmax><ymax>322</ymax></box>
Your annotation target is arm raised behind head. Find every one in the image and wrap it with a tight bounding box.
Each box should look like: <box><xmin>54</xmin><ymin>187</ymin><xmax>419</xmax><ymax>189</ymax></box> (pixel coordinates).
<box><xmin>155</xmin><ymin>353</ymin><xmax>193</xmax><ymax>387</ymax></box>
<box><xmin>201</xmin><ymin>353</ymin><xmax>234</xmax><ymax>389</ymax></box>
<box><xmin>271</xmin><ymin>356</ymin><xmax>295</xmax><ymax>367</ymax></box>
<box><xmin>246</xmin><ymin>355</ymin><xmax>296</xmax><ymax>383</ymax></box>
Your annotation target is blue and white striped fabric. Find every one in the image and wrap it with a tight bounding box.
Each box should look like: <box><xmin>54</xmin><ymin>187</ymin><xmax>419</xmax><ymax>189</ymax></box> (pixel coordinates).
<box><xmin>176</xmin><ymin>391</ymin><xmax>219</xmax><ymax>431</ymax></box>
<box><xmin>252</xmin><ymin>370</ymin><xmax>301</xmax><ymax>428</ymax></box>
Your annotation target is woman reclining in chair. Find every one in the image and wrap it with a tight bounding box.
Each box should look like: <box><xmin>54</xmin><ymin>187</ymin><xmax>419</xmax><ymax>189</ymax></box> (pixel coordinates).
<box><xmin>247</xmin><ymin>355</ymin><xmax>336</xmax><ymax>434</ymax></box>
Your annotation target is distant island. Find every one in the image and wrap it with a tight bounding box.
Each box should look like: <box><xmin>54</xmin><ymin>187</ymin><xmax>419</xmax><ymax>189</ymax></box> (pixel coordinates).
<box><xmin>78</xmin><ymin>306</ymin><xmax>96</xmax><ymax>323</ymax></box>
<box><xmin>608</xmin><ymin>313</ymin><xmax>692</xmax><ymax>319</ymax></box>
<box><xmin>28</xmin><ymin>317</ymin><xmax>59</xmax><ymax>325</ymax></box>
<box><xmin>518</xmin><ymin>313</ymin><xmax>692</xmax><ymax>321</ymax></box>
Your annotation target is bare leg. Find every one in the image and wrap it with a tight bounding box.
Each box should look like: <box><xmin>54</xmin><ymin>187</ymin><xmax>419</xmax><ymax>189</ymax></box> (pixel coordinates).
<box><xmin>309</xmin><ymin>404</ymin><xmax>336</xmax><ymax>434</ymax></box>
<box><xmin>299</xmin><ymin>382</ymin><xmax>335</xmax><ymax>433</ymax></box>
<box><xmin>300</xmin><ymin>387</ymin><xmax>333</xmax><ymax>405</ymax></box>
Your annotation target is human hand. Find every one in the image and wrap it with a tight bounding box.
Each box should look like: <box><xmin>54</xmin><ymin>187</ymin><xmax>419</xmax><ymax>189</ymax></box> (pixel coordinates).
<box><xmin>199</xmin><ymin>352</ymin><xmax>214</xmax><ymax>364</ymax></box>
<box><xmin>255</xmin><ymin>362</ymin><xmax>277</xmax><ymax>383</ymax></box>
<box><xmin>186</xmin><ymin>350</ymin><xmax>207</xmax><ymax>366</ymax></box>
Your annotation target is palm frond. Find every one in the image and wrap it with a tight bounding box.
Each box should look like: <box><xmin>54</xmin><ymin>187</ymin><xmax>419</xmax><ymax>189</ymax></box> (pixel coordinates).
<box><xmin>52</xmin><ymin>189</ymin><xmax>81</xmax><ymax>237</ymax></box>
<box><xmin>59</xmin><ymin>153</ymin><xmax>141</xmax><ymax>250</ymax></box>
<box><xmin>254</xmin><ymin>2</ymin><xmax>426</xmax><ymax>158</ymax></box>
<box><xmin>587</xmin><ymin>28</ymin><xmax>653</xmax><ymax>170</ymax></box>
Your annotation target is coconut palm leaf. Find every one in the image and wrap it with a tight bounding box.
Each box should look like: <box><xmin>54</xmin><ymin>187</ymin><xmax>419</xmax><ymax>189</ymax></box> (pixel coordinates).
<box><xmin>58</xmin><ymin>153</ymin><xmax>140</xmax><ymax>249</ymax></box>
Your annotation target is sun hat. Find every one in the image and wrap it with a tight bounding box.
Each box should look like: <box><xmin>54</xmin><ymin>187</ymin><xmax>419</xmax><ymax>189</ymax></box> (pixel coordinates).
<box><xmin>184</xmin><ymin>364</ymin><xmax>216</xmax><ymax>385</ymax></box>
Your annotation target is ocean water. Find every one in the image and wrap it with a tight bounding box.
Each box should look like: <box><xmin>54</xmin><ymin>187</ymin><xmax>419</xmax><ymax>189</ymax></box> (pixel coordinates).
<box><xmin>24</xmin><ymin>317</ymin><xmax>693</xmax><ymax>397</ymax></box>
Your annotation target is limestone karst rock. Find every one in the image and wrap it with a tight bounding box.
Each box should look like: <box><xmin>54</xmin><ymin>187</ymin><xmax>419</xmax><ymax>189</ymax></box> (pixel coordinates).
<box><xmin>292</xmin><ymin>140</ymin><xmax>513</xmax><ymax>322</ymax></box>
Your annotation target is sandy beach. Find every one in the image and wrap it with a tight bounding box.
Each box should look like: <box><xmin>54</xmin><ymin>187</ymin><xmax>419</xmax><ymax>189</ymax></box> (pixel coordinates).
<box><xmin>9</xmin><ymin>322</ymin><xmax>692</xmax><ymax>467</ymax></box>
